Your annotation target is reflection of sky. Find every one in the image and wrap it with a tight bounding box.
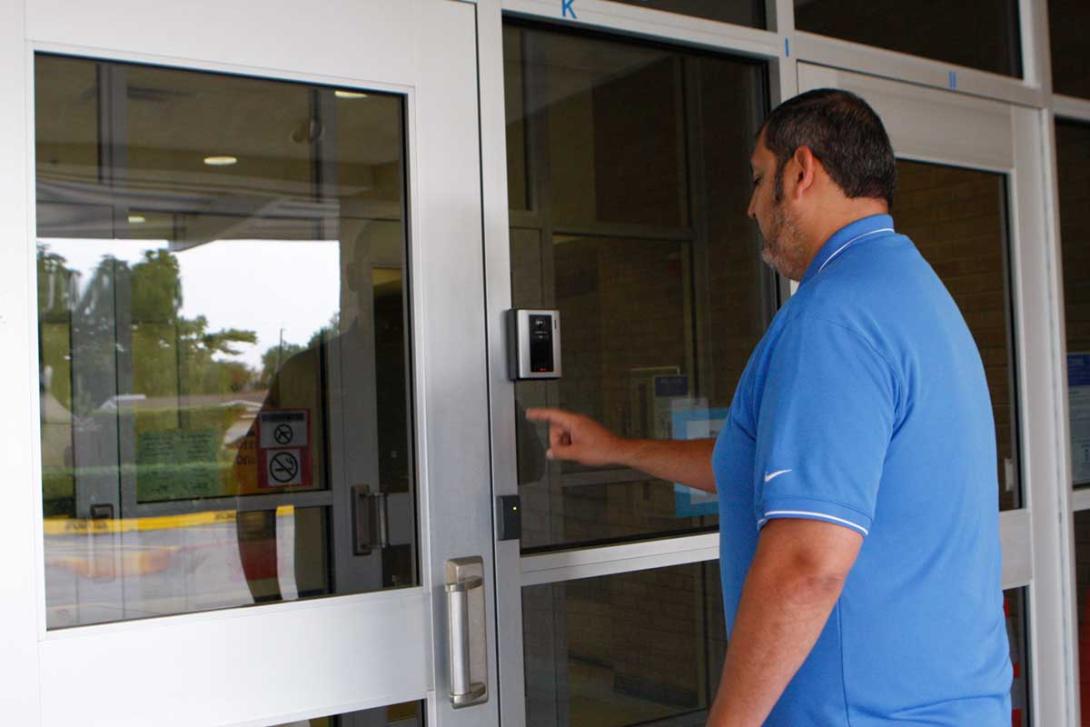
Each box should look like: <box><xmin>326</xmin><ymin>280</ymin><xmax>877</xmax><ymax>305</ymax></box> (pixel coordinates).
<box><xmin>39</xmin><ymin>238</ymin><xmax>340</xmax><ymax>369</ymax></box>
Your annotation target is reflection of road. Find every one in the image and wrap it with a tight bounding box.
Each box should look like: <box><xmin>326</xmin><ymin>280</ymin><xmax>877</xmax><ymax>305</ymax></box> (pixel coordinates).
<box><xmin>44</xmin><ymin>512</ymin><xmax>298</xmax><ymax>629</ymax></box>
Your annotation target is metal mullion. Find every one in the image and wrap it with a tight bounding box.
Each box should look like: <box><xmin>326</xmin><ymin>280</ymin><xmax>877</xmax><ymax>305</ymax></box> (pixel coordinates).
<box><xmin>550</xmin><ymin>224</ymin><xmax>692</xmax><ymax>242</ymax></box>
<box><xmin>127</xmin><ymin>489</ymin><xmax>335</xmax><ymax>518</ymax></box>
<box><xmin>521</xmin><ymin>532</ymin><xmax>718</xmax><ymax>587</ymax></box>
<box><xmin>1018</xmin><ymin>0</ymin><xmax>1052</xmax><ymax>95</ymax></box>
<box><xmin>766</xmin><ymin>0</ymin><xmax>793</xmax><ymax>36</ymax></box>
<box><xmin>550</xmin><ymin>467</ymin><xmax>647</xmax><ymax>488</ymax></box>
<box><xmin>794</xmin><ymin>31</ymin><xmax>1046</xmax><ymax>109</ymax></box>
<box><xmin>1072</xmin><ymin>489</ymin><xmax>1090</xmax><ymax>512</ymax></box>
<box><xmin>1054</xmin><ymin>94</ymin><xmax>1090</xmax><ymax>123</ymax></box>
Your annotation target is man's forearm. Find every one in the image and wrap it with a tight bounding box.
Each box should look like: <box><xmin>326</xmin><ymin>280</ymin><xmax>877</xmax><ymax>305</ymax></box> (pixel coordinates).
<box><xmin>707</xmin><ymin>520</ymin><xmax>860</xmax><ymax>726</ymax></box>
<box><xmin>617</xmin><ymin>437</ymin><xmax>717</xmax><ymax>492</ymax></box>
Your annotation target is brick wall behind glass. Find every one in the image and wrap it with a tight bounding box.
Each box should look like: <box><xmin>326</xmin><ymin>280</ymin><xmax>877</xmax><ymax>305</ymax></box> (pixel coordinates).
<box><xmin>895</xmin><ymin>160</ymin><xmax>1017</xmax><ymax>508</ymax></box>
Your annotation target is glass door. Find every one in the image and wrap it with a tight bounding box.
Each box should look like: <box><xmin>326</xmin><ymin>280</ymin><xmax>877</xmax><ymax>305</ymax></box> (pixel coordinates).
<box><xmin>3</xmin><ymin>1</ymin><xmax>498</xmax><ymax>725</ymax></box>
<box><xmin>490</xmin><ymin>17</ymin><xmax>774</xmax><ymax>726</ymax></box>
<box><xmin>795</xmin><ymin>64</ymin><xmax>1070</xmax><ymax>725</ymax></box>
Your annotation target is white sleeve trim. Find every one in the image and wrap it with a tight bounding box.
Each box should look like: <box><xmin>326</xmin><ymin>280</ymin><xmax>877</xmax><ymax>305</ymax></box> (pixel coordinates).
<box><xmin>758</xmin><ymin>510</ymin><xmax>870</xmax><ymax>536</ymax></box>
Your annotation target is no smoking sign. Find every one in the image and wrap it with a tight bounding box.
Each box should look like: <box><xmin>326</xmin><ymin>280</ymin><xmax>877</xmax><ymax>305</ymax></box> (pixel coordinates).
<box><xmin>257</xmin><ymin>409</ymin><xmax>312</xmax><ymax>489</ymax></box>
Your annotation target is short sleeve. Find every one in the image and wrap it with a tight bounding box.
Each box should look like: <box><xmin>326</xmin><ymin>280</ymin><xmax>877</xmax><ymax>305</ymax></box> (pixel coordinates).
<box><xmin>754</xmin><ymin>316</ymin><xmax>898</xmax><ymax>537</ymax></box>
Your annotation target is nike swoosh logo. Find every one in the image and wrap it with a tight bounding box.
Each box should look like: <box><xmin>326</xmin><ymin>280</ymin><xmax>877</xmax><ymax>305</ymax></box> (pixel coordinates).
<box><xmin>764</xmin><ymin>469</ymin><xmax>792</xmax><ymax>483</ymax></box>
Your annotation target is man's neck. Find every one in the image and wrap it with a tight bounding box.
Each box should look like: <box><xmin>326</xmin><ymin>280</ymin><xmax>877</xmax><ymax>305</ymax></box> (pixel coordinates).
<box><xmin>801</xmin><ymin>200</ymin><xmax>890</xmax><ymax>271</ymax></box>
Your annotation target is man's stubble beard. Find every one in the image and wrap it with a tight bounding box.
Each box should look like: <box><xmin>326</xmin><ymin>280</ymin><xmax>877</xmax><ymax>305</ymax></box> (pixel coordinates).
<box><xmin>759</xmin><ymin>201</ymin><xmax>808</xmax><ymax>281</ymax></box>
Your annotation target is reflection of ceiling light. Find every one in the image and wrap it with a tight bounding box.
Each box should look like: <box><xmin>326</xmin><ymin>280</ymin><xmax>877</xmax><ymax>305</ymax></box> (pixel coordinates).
<box><xmin>335</xmin><ymin>90</ymin><xmax>368</xmax><ymax>99</ymax></box>
<box><xmin>128</xmin><ymin>215</ymin><xmax>146</xmax><ymax>224</ymax></box>
<box><xmin>204</xmin><ymin>155</ymin><xmax>238</xmax><ymax>166</ymax></box>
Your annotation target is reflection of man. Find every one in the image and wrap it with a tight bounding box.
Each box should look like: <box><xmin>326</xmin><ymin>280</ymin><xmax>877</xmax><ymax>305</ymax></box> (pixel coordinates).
<box><xmin>529</xmin><ymin>90</ymin><xmax>1010</xmax><ymax>725</ymax></box>
<box><xmin>234</xmin><ymin>330</ymin><xmax>331</xmax><ymax>602</ymax></box>
<box><xmin>233</xmin><ymin>236</ymin><xmax>377</xmax><ymax>603</ymax></box>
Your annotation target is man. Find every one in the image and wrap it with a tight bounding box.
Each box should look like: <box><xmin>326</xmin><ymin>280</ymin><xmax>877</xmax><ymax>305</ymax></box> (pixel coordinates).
<box><xmin>527</xmin><ymin>89</ymin><xmax>1011</xmax><ymax>725</ymax></box>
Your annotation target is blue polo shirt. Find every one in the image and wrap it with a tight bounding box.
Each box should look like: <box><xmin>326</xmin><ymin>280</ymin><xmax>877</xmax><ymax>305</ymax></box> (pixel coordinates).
<box><xmin>713</xmin><ymin>214</ymin><xmax>1011</xmax><ymax>724</ymax></box>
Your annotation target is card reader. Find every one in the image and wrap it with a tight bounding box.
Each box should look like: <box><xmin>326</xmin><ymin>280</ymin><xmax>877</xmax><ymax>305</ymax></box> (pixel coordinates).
<box><xmin>506</xmin><ymin>309</ymin><xmax>561</xmax><ymax>380</ymax></box>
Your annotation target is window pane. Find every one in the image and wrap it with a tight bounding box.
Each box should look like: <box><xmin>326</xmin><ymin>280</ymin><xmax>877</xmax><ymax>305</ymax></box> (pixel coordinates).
<box><xmin>1005</xmin><ymin>587</ymin><xmax>1030</xmax><ymax>727</ymax></box>
<box><xmin>1073</xmin><ymin>509</ymin><xmax>1090</xmax><ymax>721</ymax></box>
<box><xmin>524</xmin><ymin>563</ymin><xmax>725</xmax><ymax>725</ymax></box>
<box><xmin>505</xmin><ymin>27</ymin><xmax>531</xmax><ymax>212</ymax></box>
<box><xmin>606</xmin><ymin>0</ymin><xmax>765</xmax><ymax>29</ymax></box>
<box><xmin>540</xmin><ymin>32</ymin><xmax>687</xmax><ymax>229</ymax></box>
<box><xmin>1056</xmin><ymin>121</ymin><xmax>1090</xmax><ymax>487</ymax></box>
<box><xmin>795</xmin><ymin>0</ymin><xmax>1022</xmax><ymax>78</ymax></box>
<box><xmin>1049</xmin><ymin>0</ymin><xmax>1090</xmax><ymax>99</ymax></box>
<box><xmin>895</xmin><ymin>160</ymin><xmax>1021</xmax><ymax>510</ymax></box>
<box><xmin>37</xmin><ymin>55</ymin><xmax>417</xmax><ymax>628</ymax></box>
<box><xmin>271</xmin><ymin>701</ymin><xmax>424</xmax><ymax>726</ymax></box>
<box><xmin>504</xmin><ymin>24</ymin><xmax>770</xmax><ymax>551</ymax></box>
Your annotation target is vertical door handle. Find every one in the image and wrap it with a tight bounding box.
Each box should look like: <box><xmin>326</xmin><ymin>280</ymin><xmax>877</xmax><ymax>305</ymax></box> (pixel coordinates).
<box><xmin>352</xmin><ymin>484</ymin><xmax>388</xmax><ymax>555</ymax></box>
<box><xmin>445</xmin><ymin>556</ymin><xmax>488</xmax><ymax>708</ymax></box>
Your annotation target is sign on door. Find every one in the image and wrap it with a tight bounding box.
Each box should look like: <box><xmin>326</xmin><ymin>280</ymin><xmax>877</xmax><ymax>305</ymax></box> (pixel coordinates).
<box><xmin>257</xmin><ymin>410</ymin><xmax>312</xmax><ymax>489</ymax></box>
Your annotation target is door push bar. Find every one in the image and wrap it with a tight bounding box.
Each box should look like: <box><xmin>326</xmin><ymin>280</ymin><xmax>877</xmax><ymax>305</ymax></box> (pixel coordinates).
<box><xmin>445</xmin><ymin>556</ymin><xmax>488</xmax><ymax>708</ymax></box>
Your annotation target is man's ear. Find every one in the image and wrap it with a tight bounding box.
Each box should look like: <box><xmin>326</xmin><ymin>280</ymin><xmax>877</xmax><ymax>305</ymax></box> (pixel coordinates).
<box><xmin>790</xmin><ymin>145</ymin><xmax>819</xmax><ymax>200</ymax></box>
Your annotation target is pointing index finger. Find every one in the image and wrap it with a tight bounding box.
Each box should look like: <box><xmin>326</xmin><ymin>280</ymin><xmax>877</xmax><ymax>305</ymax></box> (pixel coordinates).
<box><xmin>525</xmin><ymin>407</ymin><xmax>573</xmax><ymax>425</ymax></box>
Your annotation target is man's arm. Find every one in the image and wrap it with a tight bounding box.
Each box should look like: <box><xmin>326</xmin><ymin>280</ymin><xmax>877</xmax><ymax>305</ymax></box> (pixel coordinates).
<box><xmin>525</xmin><ymin>407</ymin><xmax>717</xmax><ymax>492</ymax></box>
<box><xmin>707</xmin><ymin>518</ymin><xmax>863</xmax><ymax>726</ymax></box>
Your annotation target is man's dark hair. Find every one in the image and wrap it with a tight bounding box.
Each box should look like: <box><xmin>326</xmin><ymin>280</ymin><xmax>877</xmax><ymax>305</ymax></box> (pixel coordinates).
<box><xmin>759</xmin><ymin>88</ymin><xmax>896</xmax><ymax>208</ymax></box>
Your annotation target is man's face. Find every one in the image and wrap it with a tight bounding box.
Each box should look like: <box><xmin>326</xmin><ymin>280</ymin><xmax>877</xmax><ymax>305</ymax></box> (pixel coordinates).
<box><xmin>748</xmin><ymin>136</ymin><xmax>808</xmax><ymax>280</ymax></box>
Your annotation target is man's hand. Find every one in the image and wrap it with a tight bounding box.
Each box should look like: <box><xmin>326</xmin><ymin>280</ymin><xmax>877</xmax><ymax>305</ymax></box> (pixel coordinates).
<box><xmin>525</xmin><ymin>408</ymin><xmax>630</xmax><ymax>467</ymax></box>
<box><xmin>524</xmin><ymin>407</ymin><xmax>718</xmax><ymax>492</ymax></box>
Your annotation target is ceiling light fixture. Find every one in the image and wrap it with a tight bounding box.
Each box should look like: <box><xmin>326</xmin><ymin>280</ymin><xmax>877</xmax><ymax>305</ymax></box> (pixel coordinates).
<box><xmin>335</xmin><ymin>90</ymin><xmax>368</xmax><ymax>99</ymax></box>
<box><xmin>128</xmin><ymin>215</ymin><xmax>146</xmax><ymax>224</ymax></box>
<box><xmin>203</xmin><ymin>155</ymin><xmax>238</xmax><ymax>166</ymax></box>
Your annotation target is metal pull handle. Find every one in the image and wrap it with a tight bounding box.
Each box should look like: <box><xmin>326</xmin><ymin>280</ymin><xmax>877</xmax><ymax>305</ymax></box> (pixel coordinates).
<box><xmin>445</xmin><ymin>557</ymin><xmax>488</xmax><ymax>708</ymax></box>
<box><xmin>352</xmin><ymin>484</ymin><xmax>388</xmax><ymax>555</ymax></box>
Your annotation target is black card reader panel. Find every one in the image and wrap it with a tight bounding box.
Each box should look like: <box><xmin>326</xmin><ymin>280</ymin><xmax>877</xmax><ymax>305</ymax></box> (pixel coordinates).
<box><xmin>528</xmin><ymin>314</ymin><xmax>554</xmax><ymax>373</ymax></box>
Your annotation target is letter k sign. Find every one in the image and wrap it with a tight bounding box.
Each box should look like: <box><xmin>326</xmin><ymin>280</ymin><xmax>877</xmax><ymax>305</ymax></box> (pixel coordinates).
<box><xmin>562</xmin><ymin>0</ymin><xmax>577</xmax><ymax>19</ymax></box>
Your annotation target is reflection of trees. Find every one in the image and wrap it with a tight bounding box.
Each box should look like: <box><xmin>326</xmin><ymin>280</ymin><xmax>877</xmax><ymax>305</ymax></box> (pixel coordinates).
<box><xmin>259</xmin><ymin>342</ymin><xmax>304</xmax><ymax>389</ymax></box>
<box><xmin>37</xmin><ymin>244</ymin><xmax>259</xmax><ymax>406</ymax></box>
<box><xmin>36</xmin><ymin>243</ymin><xmax>345</xmax><ymax>511</ymax></box>
<box><xmin>257</xmin><ymin>313</ymin><xmax>339</xmax><ymax>389</ymax></box>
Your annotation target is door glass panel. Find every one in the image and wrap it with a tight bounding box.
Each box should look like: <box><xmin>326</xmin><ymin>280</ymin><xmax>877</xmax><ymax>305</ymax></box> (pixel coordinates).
<box><xmin>36</xmin><ymin>54</ymin><xmax>416</xmax><ymax>628</ymax></box>
<box><xmin>271</xmin><ymin>701</ymin><xmax>424</xmax><ymax>727</ymax></box>
<box><xmin>1004</xmin><ymin>587</ymin><xmax>1030</xmax><ymax>727</ymax></box>
<box><xmin>1071</xmin><ymin>509</ymin><xmax>1090</xmax><ymax>722</ymax></box>
<box><xmin>524</xmin><ymin>569</ymin><xmax>1028</xmax><ymax>726</ymax></box>
<box><xmin>1056</xmin><ymin>120</ymin><xmax>1090</xmax><ymax>487</ymax></box>
<box><xmin>504</xmin><ymin>24</ymin><xmax>770</xmax><ymax>551</ymax></box>
<box><xmin>606</xmin><ymin>0</ymin><xmax>765</xmax><ymax>30</ymax></box>
<box><xmin>795</xmin><ymin>0</ymin><xmax>1021</xmax><ymax>78</ymax></box>
<box><xmin>1048</xmin><ymin>0</ymin><xmax>1090</xmax><ymax>99</ymax></box>
<box><xmin>523</xmin><ymin>562</ymin><xmax>725</xmax><ymax>726</ymax></box>
<box><xmin>895</xmin><ymin>160</ymin><xmax>1021</xmax><ymax>510</ymax></box>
